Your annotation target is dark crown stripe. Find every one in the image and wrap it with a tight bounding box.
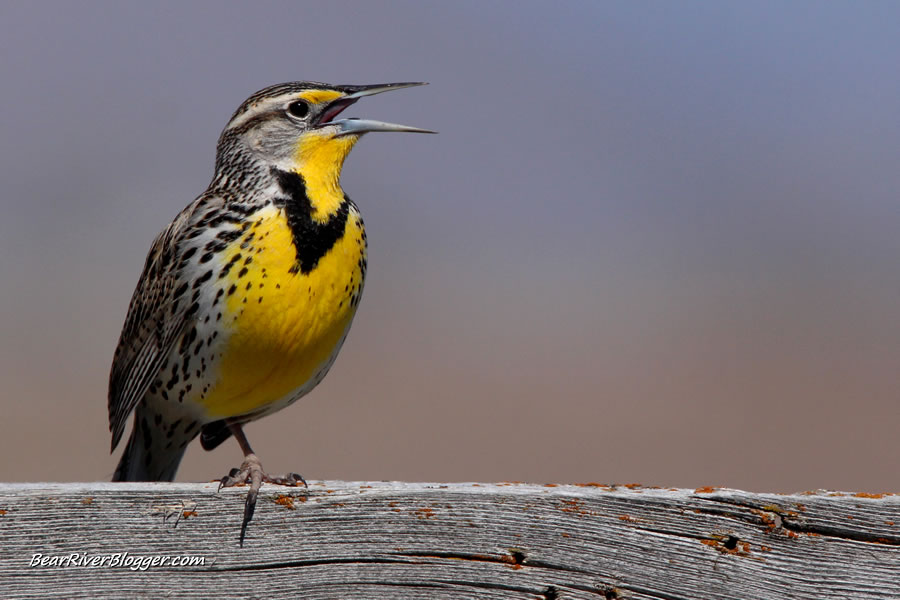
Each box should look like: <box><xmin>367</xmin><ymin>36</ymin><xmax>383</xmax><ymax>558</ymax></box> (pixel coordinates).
<box><xmin>272</xmin><ymin>168</ymin><xmax>350</xmax><ymax>275</ymax></box>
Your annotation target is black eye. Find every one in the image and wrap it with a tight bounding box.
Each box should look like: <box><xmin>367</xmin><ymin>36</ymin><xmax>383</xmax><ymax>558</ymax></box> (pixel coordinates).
<box><xmin>287</xmin><ymin>101</ymin><xmax>309</xmax><ymax>119</ymax></box>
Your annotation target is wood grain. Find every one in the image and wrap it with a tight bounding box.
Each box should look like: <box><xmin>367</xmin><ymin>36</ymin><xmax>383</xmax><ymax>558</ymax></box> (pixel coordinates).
<box><xmin>1</xmin><ymin>481</ymin><xmax>898</xmax><ymax>599</ymax></box>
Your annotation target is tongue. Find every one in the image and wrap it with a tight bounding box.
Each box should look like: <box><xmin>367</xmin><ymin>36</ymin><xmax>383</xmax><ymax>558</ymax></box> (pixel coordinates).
<box><xmin>320</xmin><ymin>99</ymin><xmax>356</xmax><ymax>124</ymax></box>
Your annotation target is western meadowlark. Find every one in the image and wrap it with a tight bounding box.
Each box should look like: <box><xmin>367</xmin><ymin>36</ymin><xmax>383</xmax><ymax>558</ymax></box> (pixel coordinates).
<box><xmin>108</xmin><ymin>81</ymin><xmax>433</xmax><ymax>542</ymax></box>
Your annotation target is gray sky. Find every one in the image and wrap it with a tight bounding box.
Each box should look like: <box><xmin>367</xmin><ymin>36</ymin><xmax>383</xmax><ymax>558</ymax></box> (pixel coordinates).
<box><xmin>1</xmin><ymin>1</ymin><xmax>899</xmax><ymax>492</ymax></box>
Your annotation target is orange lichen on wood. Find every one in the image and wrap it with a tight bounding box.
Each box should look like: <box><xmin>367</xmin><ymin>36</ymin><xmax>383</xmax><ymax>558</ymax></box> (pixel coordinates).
<box><xmin>854</xmin><ymin>493</ymin><xmax>886</xmax><ymax>499</ymax></box>
<box><xmin>702</xmin><ymin>536</ymin><xmax>752</xmax><ymax>556</ymax></box>
<box><xmin>560</xmin><ymin>498</ymin><xmax>596</xmax><ymax>517</ymax></box>
<box><xmin>751</xmin><ymin>509</ymin><xmax>778</xmax><ymax>532</ymax></box>
<box><xmin>694</xmin><ymin>486</ymin><xmax>717</xmax><ymax>494</ymax></box>
<box><xmin>274</xmin><ymin>494</ymin><xmax>296</xmax><ymax>510</ymax></box>
<box><xmin>414</xmin><ymin>507</ymin><xmax>436</xmax><ymax>520</ymax></box>
<box><xmin>498</xmin><ymin>554</ymin><xmax>524</xmax><ymax>570</ymax></box>
<box><xmin>182</xmin><ymin>510</ymin><xmax>198</xmax><ymax>519</ymax></box>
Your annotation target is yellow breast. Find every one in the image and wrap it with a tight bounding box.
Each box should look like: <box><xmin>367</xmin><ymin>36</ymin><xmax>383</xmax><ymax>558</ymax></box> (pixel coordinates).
<box><xmin>200</xmin><ymin>203</ymin><xmax>366</xmax><ymax>418</ymax></box>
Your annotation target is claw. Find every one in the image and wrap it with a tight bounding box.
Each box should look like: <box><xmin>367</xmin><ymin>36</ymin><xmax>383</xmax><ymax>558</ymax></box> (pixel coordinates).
<box><xmin>267</xmin><ymin>472</ymin><xmax>308</xmax><ymax>487</ymax></box>
<box><xmin>216</xmin><ymin>453</ymin><xmax>307</xmax><ymax>546</ymax></box>
<box><xmin>240</xmin><ymin>481</ymin><xmax>259</xmax><ymax>547</ymax></box>
<box><xmin>288</xmin><ymin>472</ymin><xmax>308</xmax><ymax>488</ymax></box>
<box><xmin>218</xmin><ymin>467</ymin><xmax>245</xmax><ymax>491</ymax></box>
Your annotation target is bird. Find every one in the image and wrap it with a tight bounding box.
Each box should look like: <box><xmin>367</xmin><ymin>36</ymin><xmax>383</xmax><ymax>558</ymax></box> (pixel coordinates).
<box><xmin>108</xmin><ymin>81</ymin><xmax>434</xmax><ymax>543</ymax></box>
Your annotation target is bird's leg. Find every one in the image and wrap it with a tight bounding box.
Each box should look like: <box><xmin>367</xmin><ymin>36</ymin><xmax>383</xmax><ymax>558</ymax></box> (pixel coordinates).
<box><xmin>217</xmin><ymin>421</ymin><xmax>307</xmax><ymax>545</ymax></box>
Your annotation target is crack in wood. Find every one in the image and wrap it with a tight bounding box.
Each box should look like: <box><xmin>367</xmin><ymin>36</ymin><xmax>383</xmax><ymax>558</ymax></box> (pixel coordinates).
<box><xmin>396</xmin><ymin>550</ymin><xmax>527</xmax><ymax>568</ymax></box>
<box><xmin>618</xmin><ymin>523</ymin><xmax>715</xmax><ymax>544</ymax></box>
<box><xmin>701</xmin><ymin>496</ymin><xmax>900</xmax><ymax>546</ymax></box>
<box><xmin>207</xmin><ymin>556</ymin><xmax>414</xmax><ymax>572</ymax></box>
<box><xmin>396</xmin><ymin>551</ymin><xmax>599</xmax><ymax>577</ymax></box>
<box><xmin>432</xmin><ymin>579</ymin><xmax>558</xmax><ymax>596</ymax></box>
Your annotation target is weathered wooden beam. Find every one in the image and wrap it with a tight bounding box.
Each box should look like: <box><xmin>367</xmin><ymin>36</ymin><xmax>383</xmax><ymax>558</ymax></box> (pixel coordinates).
<box><xmin>1</xmin><ymin>482</ymin><xmax>898</xmax><ymax>599</ymax></box>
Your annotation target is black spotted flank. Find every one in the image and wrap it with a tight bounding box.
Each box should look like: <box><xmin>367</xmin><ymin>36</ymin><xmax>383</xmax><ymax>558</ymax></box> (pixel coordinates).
<box><xmin>193</xmin><ymin>270</ymin><xmax>213</xmax><ymax>288</ymax></box>
<box><xmin>272</xmin><ymin>168</ymin><xmax>350</xmax><ymax>275</ymax></box>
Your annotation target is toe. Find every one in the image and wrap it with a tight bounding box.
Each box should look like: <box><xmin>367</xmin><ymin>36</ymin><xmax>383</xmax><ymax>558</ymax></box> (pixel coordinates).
<box><xmin>218</xmin><ymin>466</ymin><xmax>249</xmax><ymax>490</ymax></box>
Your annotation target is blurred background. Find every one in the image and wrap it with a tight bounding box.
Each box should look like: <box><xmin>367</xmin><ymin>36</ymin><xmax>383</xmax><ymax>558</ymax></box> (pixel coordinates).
<box><xmin>1</xmin><ymin>1</ymin><xmax>898</xmax><ymax>492</ymax></box>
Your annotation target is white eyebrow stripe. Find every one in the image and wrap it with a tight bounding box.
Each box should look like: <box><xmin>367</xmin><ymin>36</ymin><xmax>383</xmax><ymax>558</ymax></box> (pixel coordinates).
<box><xmin>225</xmin><ymin>93</ymin><xmax>298</xmax><ymax>130</ymax></box>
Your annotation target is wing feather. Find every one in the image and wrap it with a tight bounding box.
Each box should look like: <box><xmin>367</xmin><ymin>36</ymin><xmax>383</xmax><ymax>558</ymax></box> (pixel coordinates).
<box><xmin>107</xmin><ymin>199</ymin><xmax>216</xmax><ymax>450</ymax></box>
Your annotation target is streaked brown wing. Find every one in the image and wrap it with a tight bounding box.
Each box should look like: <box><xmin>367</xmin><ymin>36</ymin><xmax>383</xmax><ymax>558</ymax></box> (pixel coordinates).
<box><xmin>107</xmin><ymin>206</ymin><xmax>197</xmax><ymax>450</ymax></box>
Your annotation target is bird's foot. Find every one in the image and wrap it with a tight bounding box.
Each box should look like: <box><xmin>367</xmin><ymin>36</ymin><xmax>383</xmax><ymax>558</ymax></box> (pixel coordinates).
<box><xmin>217</xmin><ymin>453</ymin><xmax>307</xmax><ymax>545</ymax></box>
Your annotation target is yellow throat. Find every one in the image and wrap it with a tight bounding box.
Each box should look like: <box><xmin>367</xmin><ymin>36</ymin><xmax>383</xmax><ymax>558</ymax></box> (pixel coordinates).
<box><xmin>293</xmin><ymin>129</ymin><xmax>360</xmax><ymax>221</ymax></box>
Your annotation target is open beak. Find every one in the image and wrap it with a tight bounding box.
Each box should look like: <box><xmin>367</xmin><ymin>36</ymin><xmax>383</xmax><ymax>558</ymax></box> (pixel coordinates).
<box><xmin>334</xmin><ymin>118</ymin><xmax>436</xmax><ymax>136</ymax></box>
<box><xmin>316</xmin><ymin>82</ymin><xmax>437</xmax><ymax>136</ymax></box>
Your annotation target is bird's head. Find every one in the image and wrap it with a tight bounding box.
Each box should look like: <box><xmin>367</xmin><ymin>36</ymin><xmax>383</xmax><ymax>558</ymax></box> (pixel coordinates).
<box><xmin>217</xmin><ymin>81</ymin><xmax>434</xmax><ymax>180</ymax></box>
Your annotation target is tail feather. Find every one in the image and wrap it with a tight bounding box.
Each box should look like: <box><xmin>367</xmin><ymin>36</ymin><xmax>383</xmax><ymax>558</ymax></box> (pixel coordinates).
<box><xmin>112</xmin><ymin>409</ymin><xmax>194</xmax><ymax>482</ymax></box>
<box><xmin>200</xmin><ymin>419</ymin><xmax>233</xmax><ymax>451</ymax></box>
